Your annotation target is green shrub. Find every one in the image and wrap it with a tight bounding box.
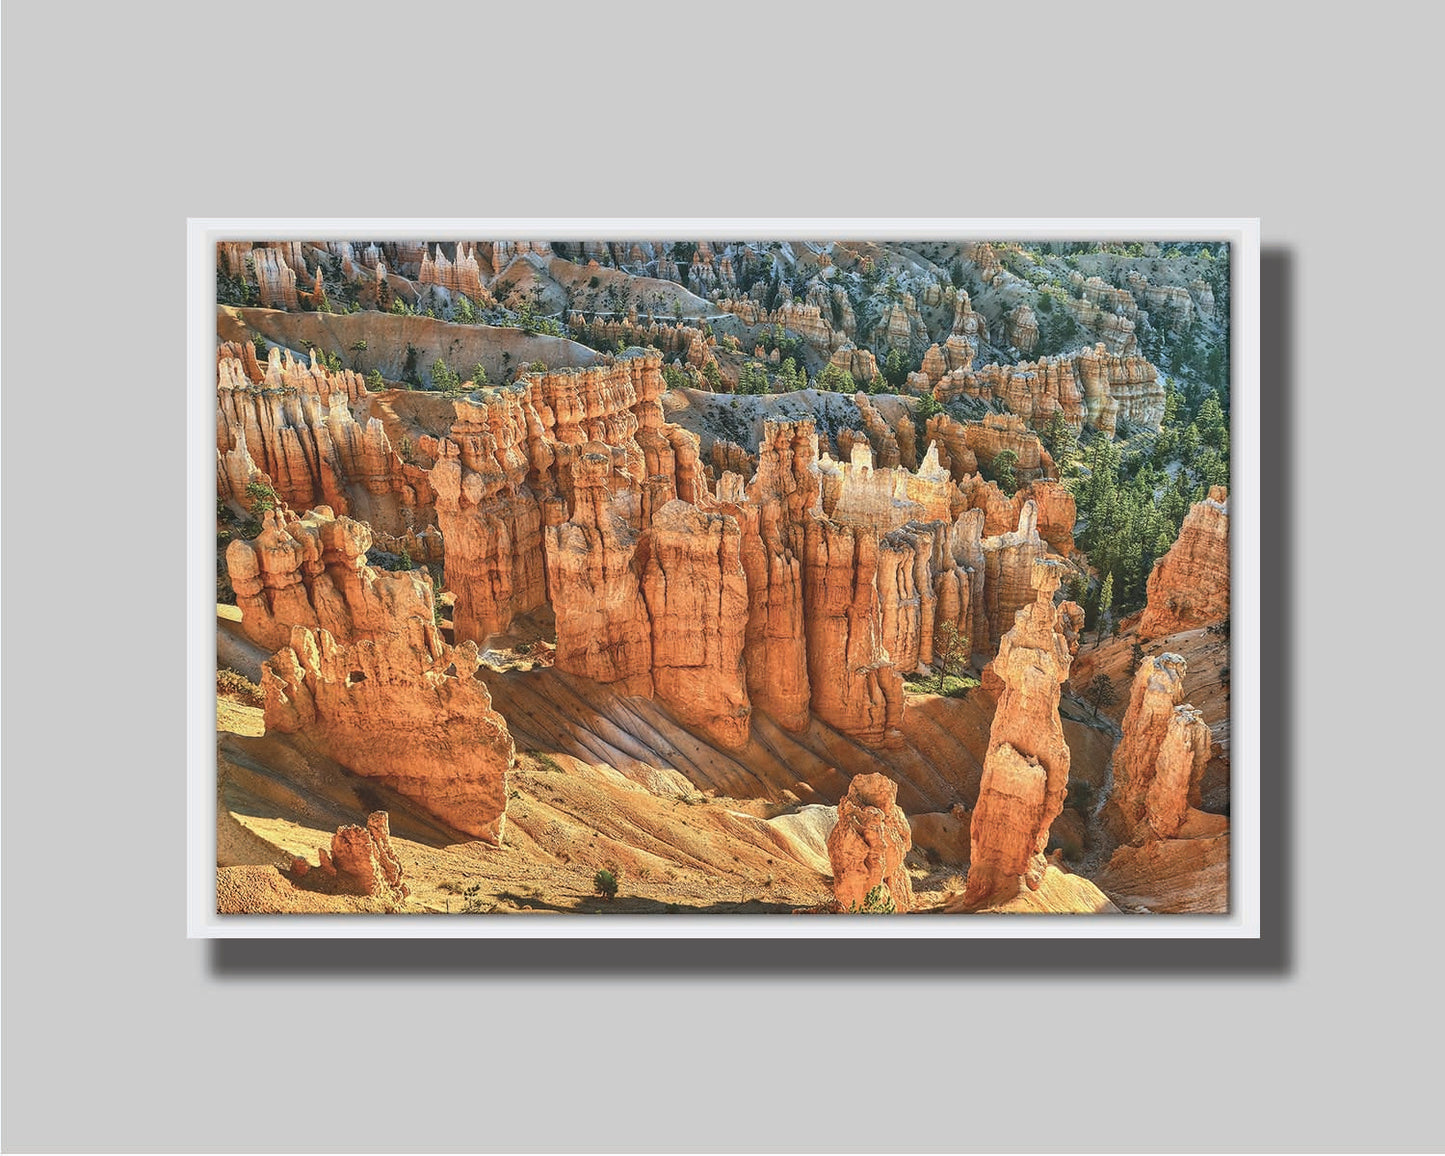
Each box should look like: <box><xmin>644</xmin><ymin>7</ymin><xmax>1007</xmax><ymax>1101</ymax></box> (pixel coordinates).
<box><xmin>849</xmin><ymin>884</ymin><xmax>896</xmax><ymax>914</ymax></box>
<box><xmin>244</xmin><ymin>479</ymin><xmax>278</xmax><ymax>515</ymax></box>
<box><xmin>593</xmin><ymin>869</ymin><xmax>619</xmax><ymax>901</ymax></box>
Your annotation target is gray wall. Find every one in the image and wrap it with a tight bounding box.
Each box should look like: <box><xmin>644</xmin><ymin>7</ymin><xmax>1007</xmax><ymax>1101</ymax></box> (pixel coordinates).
<box><xmin>3</xmin><ymin>3</ymin><xmax>1433</xmax><ymax>1151</ymax></box>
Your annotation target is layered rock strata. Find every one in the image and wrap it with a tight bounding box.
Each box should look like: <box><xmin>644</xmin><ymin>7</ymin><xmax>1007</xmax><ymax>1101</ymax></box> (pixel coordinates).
<box><xmin>802</xmin><ymin>517</ymin><xmax>906</xmax><ymax>747</ymax></box>
<box><xmin>1138</xmin><ymin>486</ymin><xmax>1230</xmax><ymax>639</ymax></box>
<box><xmin>978</xmin><ymin>501</ymin><xmax>1050</xmax><ymax>655</ymax></box>
<box><xmin>827</xmin><ymin>772</ymin><xmax>915</xmax><ymax>913</ymax></box>
<box><xmin>963</xmin><ymin>559</ymin><xmax>1081</xmax><ymax>907</ymax></box>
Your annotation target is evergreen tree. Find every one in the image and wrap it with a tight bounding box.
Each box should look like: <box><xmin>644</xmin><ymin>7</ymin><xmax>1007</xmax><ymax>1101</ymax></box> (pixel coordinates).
<box><xmin>1096</xmin><ymin>572</ymin><xmax>1114</xmax><ymax>642</ymax></box>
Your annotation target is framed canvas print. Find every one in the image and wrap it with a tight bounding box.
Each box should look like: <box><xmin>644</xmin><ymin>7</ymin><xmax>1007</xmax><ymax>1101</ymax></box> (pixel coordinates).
<box><xmin>188</xmin><ymin>219</ymin><xmax>1259</xmax><ymax>938</ymax></box>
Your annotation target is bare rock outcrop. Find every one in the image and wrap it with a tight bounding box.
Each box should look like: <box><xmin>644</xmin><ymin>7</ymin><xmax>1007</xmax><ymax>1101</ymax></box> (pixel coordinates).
<box><xmin>961</xmin><ymin>559</ymin><xmax>1080</xmax><ymax>907</ymax></box>
<box><xmin>1012</xmin><ymin>480</ymin><xmax>1075</xmax><ymax>556</ymax></box>
<box><xmin>431</xmin><ymin>393</ymin><xmax>548</xmax><ymax>643</ymax></box>
<box><xmin>216</xmin><ymin>348</ymin><xmax>409</xmax><ymax>526</ymax></box>
<box><xmin>1138</xmin><ymin>486</ymin><xmax>1230</xmax><ymax>639</ymax></box>
<box><xmin>419</xmin><ymin>242</ymin><xmax>486</xmax><ymax>301</ymax></box>
<box><xmin>225</xmin><ymin>506</ymin><xmax>435</xmax><ymax>652</ymax></box>
<box><xmin>924</xmin><ymin>412</ymin><xmax>1054</xmax><ymax>487</ymax></box>
<box><xmin>1145</xmin><ymin>705</ymin><xmax>1213</xmax><ymax>838</ymax></box>
<box><xmin>827</xmin><ymin>344</ymin><xmax>879</xmax><ymax>384</ymax></box>
<box><xmin>433</xmin><ymin>352</ymin><xmax>699</xmax><ymax>643</ymax></box>
<box><xmin>263</xmin><ymin>623</ymin><xmax>514</xmax><ymax>843</ymax></box>
<box><xmin>251</xmin><ymin>247</ymin><xmax>300</xmax><ymax>309</ymax></box>
<box><xmin>827</xmin><ymin>773</ymin><xmax>915</xmax><ymax>913</ymax></box>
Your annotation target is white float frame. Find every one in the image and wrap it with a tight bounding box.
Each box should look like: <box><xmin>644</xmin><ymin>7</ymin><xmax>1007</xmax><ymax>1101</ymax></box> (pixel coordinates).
<box><xmin>188</xmin><ymin>218</ymin><xmax>1260</xmax><ymax>939</ymax></box>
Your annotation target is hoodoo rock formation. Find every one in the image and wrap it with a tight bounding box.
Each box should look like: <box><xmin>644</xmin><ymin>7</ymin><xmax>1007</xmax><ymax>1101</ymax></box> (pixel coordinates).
<box><xmin>1105</xmin><ymin>654</ymin><xmax>1213</xmax><ymax>842</ymax></box>
<box><xmin>262</xmin><ymin>622</ymin><xmax>515</xmax><ymax>842</ymax></box>
<box><xmin>962</xmin><ymin>559</ymin><xmax>1081</xmax><ymax>907</ymax></box>
<box><xmin>979</xmin><ymin>501</ymin><xmax>1050</xmax><ymax>655</ymax></box>
<box><xmin>293</xmin><ymin>812</ymin><xmax>410</xmax><ymax>903</ymax></box>
<box><xmin>419</xmin><ymin>242</ymin><xmax>486</xmax><ymax>301</ymax></box>
<box><xmin>432</xmin><ymin>353</ymin><xmax>699</xmax><ymax>643</ymax></box>
<box><xmin>1138</xmin><ymin>486</ymin><xmax>1230</xmax><ymax>639</ymax></box>
<box><xmin>924</xmin><ymin>412</ymin><xmax>1054</xmax><ymax>488</ymax></box>
<box><xmin>226</xmin><ymin>506</ymin><xmax>435</xmax><ymax>652</ymax></box>
<box><xmin>827</xmin><ymin>773</ymin><xmax>915</xmax><ymax>913</ymax></box>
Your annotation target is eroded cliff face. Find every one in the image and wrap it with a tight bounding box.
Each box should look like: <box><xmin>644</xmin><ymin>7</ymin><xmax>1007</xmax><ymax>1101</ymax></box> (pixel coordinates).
<box><xmin>827</xmin><ymin>773</ymin><xmax>915</xmax><ymax>912</ymax></box>
<box><xmin>963</xmin><ymin>559</ymin><xmax>1081</xmax><ymax>907</ymax></box>
<box><xmin>431</xmin><ymin>393</ymin><xmax>549</xmax><ymax>643</ymax></box>
<box><xmin>1138</xmin><ymin>486</ymin><xmax>1230</xmax><ymax>639</ymax></box>
<box><xmin>803</xmin><ymin>517</ymin><xmax>906</xmax><ymax>747</ymax></box>
<box><xmin>216</xmin><ymin>346</ymin><xmax>423</xmax><ymax>533</ymax></box>
<box><xmin>433</xmin><ymin>353</ymin><xmax>700</xmax><ymax>644</ymax></box>
<box><xmin>639</xmin><ymin>501</ymin><xmax>751</xmax><ymax>748</ymax></box>
<box><xmin>262</xmin><ymin>622</ymin><xmax>514</xmax><ymax>842</ymax></box>
<box><xmin>979</xmin><ymin>501</ymin><xmax>1050</xmax><ymax>656</ymax></box>
<box><xmin>544</xmin><ymin>448</ymin><xmax>654</xmax><ymax>692</ymax></box>
<box><xmin>225</xmin><ymin>506</ymin><xmax>435</xmax><ymax>653</ymax></box>
<box><xmin>419</xmin><ymin>242</ymin><xmax>486</xmax><ymax>301</ymax></box>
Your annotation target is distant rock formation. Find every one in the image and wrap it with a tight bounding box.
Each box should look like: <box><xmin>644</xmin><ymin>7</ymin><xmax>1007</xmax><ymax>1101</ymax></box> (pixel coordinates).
<box><xmin>934</xmin><ymin>344</ymin><xmax>1163</xmax><ymax>436</ymax></box>
<box><xmin>1005</xmin><ymin>304</ymin><xmax>1040</xmax><ymax>353</ymax></box>
<box><xmin>826</xmin><ymin>344</ymin><xmax>879</xmax><ymax>385</ymax></box>
<box><xmin>827</xmin><ymin>773</ymin><xmax>915</xmax><ymax>912</ymax></box>
<box><xmin>962</xmin><ymin>559</ymin><xmax>1081</xmax><ymax>907</ymax></box>
<box><xmin>1138</xmin><ymin>486</ymin><xmax>1229</xmax><ymax>639</ymax></box>
<box><xmin>262</xmin><ymin>623</ymin><xmax>514</xmax><ymax>843</ymax></box>
<box><xmin>419</xmin><ymin>242</ymin><xmax>485</xmax><ymax>301</ymax></box>
<box><xmin>924</xmin><ymin>412</ymin><xmax>1055</xmax><ymax>486</ymax></box>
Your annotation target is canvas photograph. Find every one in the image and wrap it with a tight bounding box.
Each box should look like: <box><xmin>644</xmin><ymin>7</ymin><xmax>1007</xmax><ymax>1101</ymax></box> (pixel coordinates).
<box><xmin>204</xmin><ymin>229</ymin><xmax>1242</xmax><ymax>924</ymax></box>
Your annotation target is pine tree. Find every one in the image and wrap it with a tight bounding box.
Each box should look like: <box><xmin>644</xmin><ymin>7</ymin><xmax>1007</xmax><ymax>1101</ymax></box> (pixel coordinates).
<box><xmin>1096</xmin><ymin>572</ymin><xmax>1114</xmax><ymax>642</ymax></box>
